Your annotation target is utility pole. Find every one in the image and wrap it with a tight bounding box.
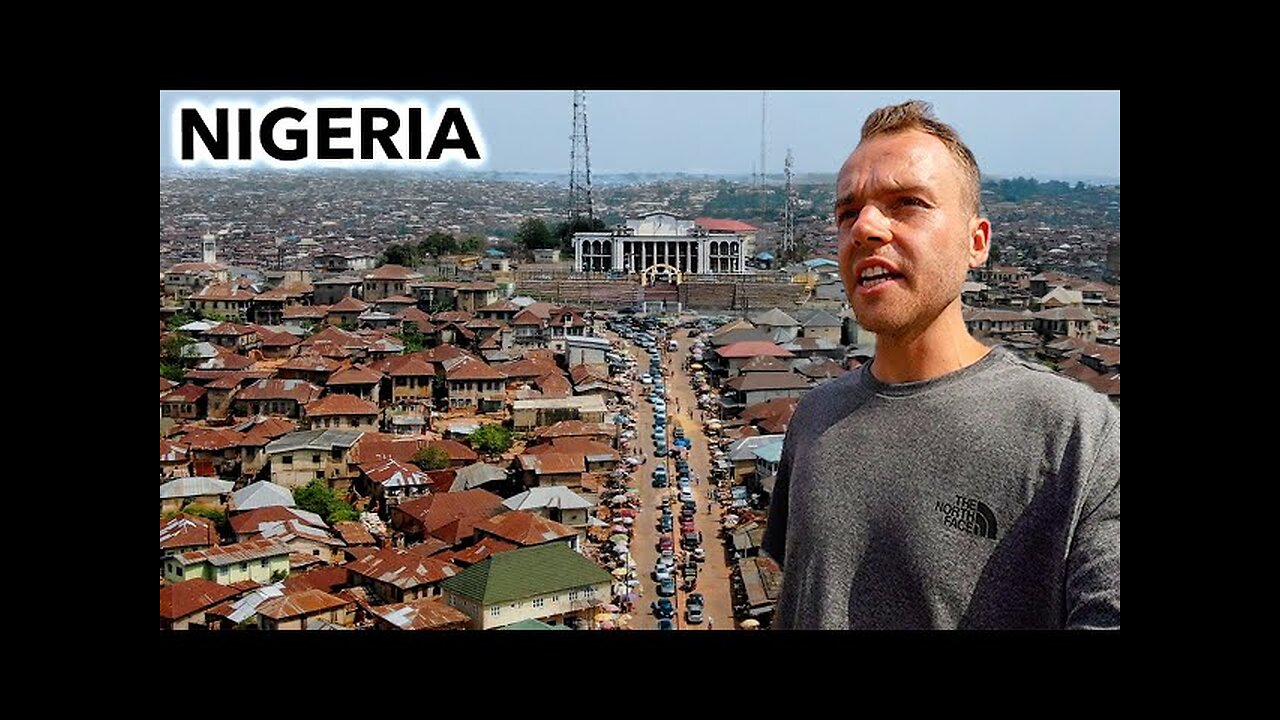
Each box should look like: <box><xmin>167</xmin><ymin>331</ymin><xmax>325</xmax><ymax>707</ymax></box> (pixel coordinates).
<box><xmin>569</xmin><ymin>90</ymin><xmax>594</xmax><ymax>224</ymax></box>
<box><xmin>782</xmin><ymin>148</ymin><xmax>796</xmax><ymax>261</ymax></box>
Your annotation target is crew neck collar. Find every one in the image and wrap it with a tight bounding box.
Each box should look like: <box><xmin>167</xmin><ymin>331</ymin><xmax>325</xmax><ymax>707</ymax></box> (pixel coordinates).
<box><xmin>862</xmin><ymin>346</ymin><xmax>1004</xmax><ymax>397</ymax></box>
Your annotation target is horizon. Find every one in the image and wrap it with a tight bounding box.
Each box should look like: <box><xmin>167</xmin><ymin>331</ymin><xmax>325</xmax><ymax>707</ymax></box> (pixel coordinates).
<box><xmin>160</xmin><ymin>90</ymin><xmax>1120</xmax><ymax>183</ymax></box>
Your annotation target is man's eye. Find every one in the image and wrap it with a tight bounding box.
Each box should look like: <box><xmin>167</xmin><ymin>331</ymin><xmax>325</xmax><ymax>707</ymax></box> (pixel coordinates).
<box><xmin>898</xmin><ymin>197</ymin><xmax>927</xmax><ymax>208</ymax></box>
<box><xmin>838</xmin><ymin>208</ymin><xmax>862</xmax><ymax>224</ymax></box>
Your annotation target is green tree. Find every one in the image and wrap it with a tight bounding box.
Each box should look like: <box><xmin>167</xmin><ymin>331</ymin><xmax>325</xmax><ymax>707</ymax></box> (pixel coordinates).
<box><xmin>514</xmin><ymin>217</ymin><xmax>556</xmax><ymax>251</ymax></box>
<box><xmin>397</xmin><ymin>325</ymin><xmax>428</xmax><ymax>353</ymax></box>
<box><xmin>412</xmin><ymin>445</ymin><xmax>451</xmax><ymax>470</ymax></box>
<box><xmin>418</xmin><ymin>231</ymin><xmax>460</xmax><ymax>258</ymax></box>
<box><xmin>166</xmin><ymin>312</ymin><xmax>196</xmax><ymax>331</ymax></box>
<box><xmin>469</xmin><ymin>424</ymin><xmax>513</xmax><ymax>456</ymax></box>
<box><xmin>553</xmin><ymin>216</ymin><xmax>607</xmax><ymax>253</ymax></box>
<box><xmin>378</xmin><ymin>243</ymin><xmax>417</xmax><ymax>268</ymax></box>
<box><xmin>460</xmin><ymin>235</ymin><xmax>485</xmax><ymax>253</ymax></box>
<box><xmin>161</xmin><ymin>332</ymin><xmax>194</xmax><ymax>381</ymax></box>
<box><xmin>292</xmin><ymin>479</ymin><xmax>359</xmax><ymax>524</ymax></box>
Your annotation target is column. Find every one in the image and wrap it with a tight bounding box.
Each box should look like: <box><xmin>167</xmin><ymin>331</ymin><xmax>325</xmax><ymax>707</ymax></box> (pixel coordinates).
<box><xmin>574</xmin><ymin>238</ymin><xmax>582</xmax><ymax>271</ymax></box>
<box><xmin>613</xmin><ymin>239</ymin><xmax>623</xmax><ymax>270</ymax></box>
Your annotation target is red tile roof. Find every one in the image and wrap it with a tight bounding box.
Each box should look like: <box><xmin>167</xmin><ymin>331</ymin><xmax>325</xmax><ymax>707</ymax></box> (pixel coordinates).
<box><xmin>444</xmin><ymin>356</ymin><xmax>507</xmax><ymax>381</ymax></box>
<box><xmin>279</xmin><ymin>355</ymin><xmax>343</xmax><ymax>373</ymax></box>
<box><xmin>191</xmin><ymin>283</ymin><xmax>257</xmax><ymax>301</ymax></box>
<box><xmin>237</xmin><ymin>378</ymin><xmax>324</xmax><ymax>403</ymax></box>
<box><xmin>534</xmin><ymin>373</ymin><xmax>573</xmax><ymax>398</ymax></box>
<box><xmin>327</xmin><ymin>364</ymin><xmax>384</xmax><ymax>386</ymax></box>
<box><xmin>161</xmin><ymin>383</ymin><xmax>208</xmax><ymax>404</ymax></box>
<box><xmin>371</xmin><ymin>597</ymin><xmax>471</xmax><ymax>629</ymax></box>
<box><xmin>378</xmin><ymin>355</ymin><xmax>436</xmax><ymax>377</ymax></box>
<box><xmin>496</xmin><ymin>357</ymin><xmax>561</xmax><ymax>380</ymax></box>
<box><xmin>169</xmin><ymin>261</ymin><xmax>226</xmax><ymax>274</ymax></box>
<box><xmin>229</xmin><ymin>506</ymin><xmax>326</xmax><ymax>537</ymax></box>
<box><xmin>330</xmin><ymin>296</ymin><xmax>371</xmax><ymax>313</ymax></box>
<box><xmin>442</xmin><ymin>535</ymin><xmax>519</xmax><ymax>566</ymax></box>
<box><xmin>695</xmin><ymin>217</ymin><xmax>759</xmax><ymax>232</ymax></box>
<box><xmin>160</xmin><ymin>514</ymin><xmax>219</xmax><ymax>550</ymax></box>
<box><xmin>364</xmin><ymin>264</ymin><xmax>424</xmax><ymax>281</ymax></box>
<box><xmin>282</xmin><ymin>565</ymin><xmax>350</xmax><ymax>594</ymax></box>
<box><xmin>161</xmin><ymin>377</ymin><xmax>179</xmax><ymax>393</ymax></box>
<box><xmin>305</xmin><ymin>394</ymin><xmax>379</xmax><ymax>416</ymax></box>
<box><xmin>241</xmin><ymin>416</ymin><xmax>299</xmax><ymax>439</ymax></box>
<box><xmin>739</xmin><ymin>396</ymin><xmax>800</xmax><ymax>435</ymax></box>
<box><xmin>351</xmin><ymin>433</ymin><xmax>429</xmax><ymax>464</ymax></box>
<box><xmin>527</xmin><ymin>437</ymin><xmax>619</xmax><ymax>461</ymax></box>
<box><xmin>345</xmin><ymin>547</ymin><xmax>461</xmax><ymax>589</ymax></box>
<box><xmin>176</xmin><ymin>538</ymin><xmax>292</xmax><ymax>566</ymax></box>
<box><xmin>160</xmin><ymin>579</ymin><xmax>241</xmax><ymax>621</ymax></box>
<box><xmin>283</xmin><ymin>305</ymin><xmax>331</xmax><ymax>319</ymax></box>
<box><xmin>724</xmin><ymin>372</ymin><xmax>810</xmax><ymax>392</ymax></box>
<box><xmin>717</xmin><ymin>341</ymin><xmax>795</xmax><ymax>359</ymax></box>
<box><xmin>433</xmin><ymin>310</ymin><xmax>474</xmax><ymax>324</ymax></box>
<box><xmin>429</xmin><ymin>439</ymin><xmax>478</xmax><ymax>463</ymax></box>
<box><xmin>182</xmin><ymin>427</ymin><xmax>257</xmax><ymax>451</ymax></box>
<box><xmin>741</xmin><ymin>356</ymin><xmax>792</xmax><ymax>373</ymax></box>
<box><xmin>205</xmin><ymin>322</ymin><xmax>257</xmax><ymax>337</ymax></box>
<box><xmin>511</xmin><ymin>308</ymin><xmax>545</xmax><ymax>326</ymax></box>
<box><xmin>255</xmin><ymin>588</ymin><xmax>350</xmax><ymax>620</ymax></box>
<box><xmin>517</xmin><ymin>452</ymin><xmax>585</xmax><ymax>476</ymax></box>
<box><xmin>394</xmin><ymin>489</ymin><xmax>506</xmax><ymax>544</ymax></box>
<box><xmin>473</xmin><ymin>511</ymin><xmax>577</xmax><ymax>546</ymax></box>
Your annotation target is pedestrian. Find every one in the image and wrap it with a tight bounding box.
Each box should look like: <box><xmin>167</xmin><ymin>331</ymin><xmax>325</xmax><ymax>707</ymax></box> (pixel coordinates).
<box><xmin>707</xmin><ymin>616</ymin><xmax>713</xmax><ymax>631</ymax></box>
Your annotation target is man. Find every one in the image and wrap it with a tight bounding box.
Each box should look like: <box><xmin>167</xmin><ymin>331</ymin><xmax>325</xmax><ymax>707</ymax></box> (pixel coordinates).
<box><xmin>760</xmin><ymin>100</ymin><xmax>1119</xmax><ymax>629</ymax></box>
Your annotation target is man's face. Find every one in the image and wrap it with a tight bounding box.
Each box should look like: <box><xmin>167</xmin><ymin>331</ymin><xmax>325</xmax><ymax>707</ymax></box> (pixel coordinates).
<box><xmin>835</xmin><ymin>129</ymin><xmax>989</xmax><ymax>339</ymax></box>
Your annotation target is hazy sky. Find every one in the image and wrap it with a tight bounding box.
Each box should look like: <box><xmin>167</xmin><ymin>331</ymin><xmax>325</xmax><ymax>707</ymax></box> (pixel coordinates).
<box><xmin>160</xmin><ymin>90</ymin><xmax>1119</xmax><ymax>182</ymax></box>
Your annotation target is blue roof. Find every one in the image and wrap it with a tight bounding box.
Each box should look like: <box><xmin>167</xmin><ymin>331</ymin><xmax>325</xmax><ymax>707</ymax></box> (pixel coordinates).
<box><xmin>486</xmin><ymin>248</ymin><xmax>506</xmax><ymax>257</ymax></box>
<box><xmin>755</xmin><ymin>252</ymin><xmax>775</xmax><ymax>261</ymax></box>
<box><xmin>803</xmin><ymin>258</ymin><xmax>839</xmax><ymax>268</ymax></box>
<box><xmin>752</xmin><ymin>438</ymin><xmax>785</xmax><ymax>464</ymax></box>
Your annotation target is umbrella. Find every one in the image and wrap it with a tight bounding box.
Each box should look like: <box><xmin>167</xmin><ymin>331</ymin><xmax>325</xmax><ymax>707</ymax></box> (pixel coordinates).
<box><xmin>624</xmin><ymin>592</ymin><xmax>638</xmax><ymax>603</ymax></box>
<box><xmin>611</xmin><ymin>567</ymin><xmax>628</xmax><ymax>577</ymax></box>
<box><xmin>599</xmin><ymin>620</ymin><xmax>616</xmax><ymax>630</ymax></box>
<box><xmin>609</xmin><ymin>533</ymin><xmax>629</xmax><ymax>543</ymax></box>
<box><xmin>612</xmin><ymin>543</ymin><xmax>628</xmax><ymax>554</ymax></box>
<box><xmin>620</xmin><ymin>518</ymin><xmax>634</xmax><ymax>526</ymax></box>
<box><xmin>611</xmin><ymin>524</ymin><xmax>627</xmax><ymax>533</ymax></box>
<box><xmin>739</xmin><ymin>619</ymin><xmax>760</xmax><ymax>629</ymax></box>
<box><xmin>690</xmin><ymin>363</ymin><xmax>704</xmax><ymax>370</ymax></box>
<box><xmin>602</xmin><ymin>603</ymin><xmax>621</xmax><ymax>612</ymax></box>
<box><xmin>626</xmin><ymin>579</ymin><xmax>641</xmax><ymax>586</ymax></box>
<box><xmin>618</xmin><ymin>614</ymin><xmax>633</xmax><ymax>626</ymax></box>
<box><xmin>617</xmin><ymin>508</ymin><xmax>638</xmax><ymax>518</ymax></box>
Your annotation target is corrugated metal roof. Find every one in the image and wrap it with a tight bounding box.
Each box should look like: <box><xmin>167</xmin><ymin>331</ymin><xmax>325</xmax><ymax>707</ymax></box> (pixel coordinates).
<box><xmin>160</xmin><ymin>476</ymin><xmax>234</xmax><ymax>499</ymax></box>
<box><xmin>266</xmin><ymin>429</ymin><xmax>365</xmax><ymax>454</ymax></box>
<box><xmin>175</xmin><ymin>538</ymin><xmax>291</xmax><ymax>567</ymax></box>
<box><xmin>440</xmin><ymin>543</ymin><xmax>611</xmax><ymax>605</ymax></box>
<box><xmin>229</xmin><ymin>481</ymin><xmax>296</xmax><ymax>511</ymax></box>
<box><xmin>502</xmin><ymin>486</ymin><xmax>592</xmax><ymax>511</ymax></box>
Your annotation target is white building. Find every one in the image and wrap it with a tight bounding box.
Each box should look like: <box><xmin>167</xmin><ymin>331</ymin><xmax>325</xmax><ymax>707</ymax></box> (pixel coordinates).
<box><xmin>571</xmin><ymin>212</ymin><xmax>746</xmax><ymax>275</ymax></box>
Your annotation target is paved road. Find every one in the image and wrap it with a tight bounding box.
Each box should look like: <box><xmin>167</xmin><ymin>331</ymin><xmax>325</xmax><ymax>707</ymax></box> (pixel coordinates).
<box><xmin>614</xmin><ymin>327</ymin><xmax>730</xmax><ymax>630</ymax></box>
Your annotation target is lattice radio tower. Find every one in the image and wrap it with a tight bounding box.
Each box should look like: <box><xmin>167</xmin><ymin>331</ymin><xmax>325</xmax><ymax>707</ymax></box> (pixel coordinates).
<box><xmin>782</xmin><ymin>148</ymin><xmax>796</xmax><ymax>260</ymax></box>
<box><xmin>569</xmin><ymin>90</ymin><xmax>594</xmax><ymax>223</ymax></box>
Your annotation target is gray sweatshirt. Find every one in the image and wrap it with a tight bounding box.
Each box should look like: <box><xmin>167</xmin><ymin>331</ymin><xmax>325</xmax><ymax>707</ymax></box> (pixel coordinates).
<box><xmin>761</xmin><ymin>347</ymin><xmax>1119</xmax><ymax>629</ymax></box>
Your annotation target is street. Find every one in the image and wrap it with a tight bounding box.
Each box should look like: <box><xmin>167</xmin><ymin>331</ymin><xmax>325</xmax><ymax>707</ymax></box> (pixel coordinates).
<box><xmin>614</xmin><ymin>325</ymin><xmax>731</xmax><ymax>630</ymax></box>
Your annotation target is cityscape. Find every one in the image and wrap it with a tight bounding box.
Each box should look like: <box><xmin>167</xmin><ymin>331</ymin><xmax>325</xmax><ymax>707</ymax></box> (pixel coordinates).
<box><xmin>160</xmin><ymin>91</ymin><xmax>1119</xmax><ymax>631</ymax></box>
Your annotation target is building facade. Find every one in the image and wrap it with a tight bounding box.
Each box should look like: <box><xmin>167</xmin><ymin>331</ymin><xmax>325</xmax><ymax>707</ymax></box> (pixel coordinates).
<box><xmin>571</xmin><ymin>213</ymin><xmax>746</xmax><ymax>275</ymax></box>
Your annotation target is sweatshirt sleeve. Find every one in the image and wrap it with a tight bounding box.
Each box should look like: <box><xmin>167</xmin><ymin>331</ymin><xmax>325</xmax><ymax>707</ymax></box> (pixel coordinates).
<box><xmin>1065</xmin><ymin>407</ymin><xmax>1120</xmax><ymax>629</ymax></box>
<box><xmin>761</xmin><ymin>430</ymin><xmax>794</xmax><ymax>568</ymax></box>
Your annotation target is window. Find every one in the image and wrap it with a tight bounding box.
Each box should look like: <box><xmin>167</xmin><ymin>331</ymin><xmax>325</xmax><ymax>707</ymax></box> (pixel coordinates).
<box><xmin>312</xmin><ymin>454</ymin><xmax>321</xmax><ymax>464</ymax></box>
<box><xmin>315</xmin><ymin>471</ymin><xmax>324</xmax><ymax>480</ymax></box>
<box><xmin>533</xmin><ymin>597</ymin><xmax>545</xmax><ymax>609</ymax></box>
<box><xmin>490</xmin><ymin>606</ymin><xmax>500</xmax><ymax>617</ymax></box>
<box><xmin>331</xmin><ymin>449</ymin><xmax>342</xmax><ymax>459</ymax></box>
<box><xmin>283</xmin><ymin>455</ymin><xmax>293</xmax><ymax>464</ymax></box>
<box><xmin>313</xmin><ymin>549</ymin><xmax>321</xmax><ymax>556</ymax></box>
<box><xmin>260</xmin><ymin>559</ymin><xmax>268</xmax><ymax>567</ymax></box>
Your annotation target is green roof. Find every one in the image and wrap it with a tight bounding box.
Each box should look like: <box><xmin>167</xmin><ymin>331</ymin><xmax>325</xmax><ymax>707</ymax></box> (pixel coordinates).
<box><xmin>441</xmin><ymin>543</ymin><xmax>612</xmax><ymax>605</ymax></box>
<box><xmin>498</xmin><ymin>618</ymin><xmax>572</xmax><ymax>630</ymax></box>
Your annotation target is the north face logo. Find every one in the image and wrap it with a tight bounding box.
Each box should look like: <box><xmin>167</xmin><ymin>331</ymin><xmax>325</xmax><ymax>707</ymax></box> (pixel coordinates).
<box><xmin>935</xmin><ymin>495</ymin><xmax>998</xmax><ymax>540</ymax></box>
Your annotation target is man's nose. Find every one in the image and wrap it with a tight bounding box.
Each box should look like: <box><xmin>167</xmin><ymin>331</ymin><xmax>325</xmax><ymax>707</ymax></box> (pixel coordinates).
<box><xmin>851</xmin><ymin>205</ymin><xmax>892</xmax><ymax>248</ymax></box>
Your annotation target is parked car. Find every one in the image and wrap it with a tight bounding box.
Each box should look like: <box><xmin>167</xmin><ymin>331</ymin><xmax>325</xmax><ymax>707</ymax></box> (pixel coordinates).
<box><xmin>658</xmin><ymin>535</ymin><xmax>674</xmax><ymax>552</ymax></box>
<box><xmin>658</xmin><ymin>618</ymin><xmax>676</xmax><ymax>630</ymax></box>
<box><xmin>658</xmin><ymin>577</ymin><xmax>677</xmax><ymax>596</ymax></box>
<box><xmin>691</xmin><ymin>547</ymin><xmax>706</xmax><ymax>562</ymax></box>
<box><xmin>659</xmin><ymin>515</ymin><xmax>673</xmax><ymax>532</ymax></box>
<box><xmin>685</xmin><ymin>605</ymin><xmax>704</xmax><ymax>624</ymax></box>
<box><xmin>651</xmin><ymin>598</ymin><xmax>675</xmax><ymax>618</ymax></box>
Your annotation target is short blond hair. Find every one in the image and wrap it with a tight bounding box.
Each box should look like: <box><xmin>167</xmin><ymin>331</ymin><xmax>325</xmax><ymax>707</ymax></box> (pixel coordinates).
<box><xmin>860</xmin><ymin>100</ymin><xmax>981</xmax><ymax>215</ymax></box>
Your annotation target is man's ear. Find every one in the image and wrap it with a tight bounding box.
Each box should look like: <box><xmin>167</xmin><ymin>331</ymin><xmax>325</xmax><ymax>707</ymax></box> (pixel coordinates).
<box><xmin>967</xmin><ymin>217</ymin><xmax>991</xmax><ymax>269</ymax></box>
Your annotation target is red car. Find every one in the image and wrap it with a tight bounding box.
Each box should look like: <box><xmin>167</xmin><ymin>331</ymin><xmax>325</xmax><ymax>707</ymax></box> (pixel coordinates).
<box><xmin>658</xmin><ymin>535</ymin><xmax>674</xmax><ymax>552</ymax></box>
